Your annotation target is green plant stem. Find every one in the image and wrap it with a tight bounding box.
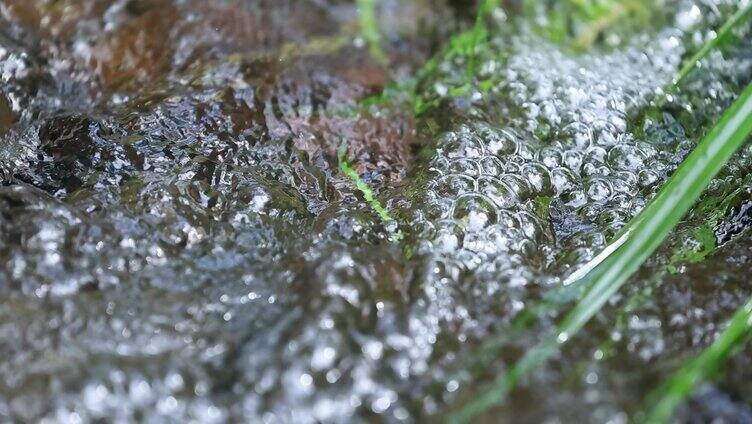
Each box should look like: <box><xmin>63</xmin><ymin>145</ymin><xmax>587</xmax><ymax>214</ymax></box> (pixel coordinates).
<box><xmin>357</xmin><ymin>0</ymin><xmax>388</xmax><ymax>65</ymax></box>
<box><xmin>642</xmin><ymin>297</ymin><xmax>752</xmax><ymax>423</ymax></box>
<box><xmin>670</xmin><ymin>3</ymin><xmax>752</xmax><ymax>90</ymax></box>
<box><xmin>448</xmin><ymin>82</ymin><xmax>752</xmax><ymax>423</ymax></box>
<box><xmin>466</xmin><ymin>0</ymin><xmax>500</xmax><ymax>78</ymax></box>
<box><xmin>337</xmin><ymin>142</ymin><xmax>397</xmax><ymax>226</ymax></box>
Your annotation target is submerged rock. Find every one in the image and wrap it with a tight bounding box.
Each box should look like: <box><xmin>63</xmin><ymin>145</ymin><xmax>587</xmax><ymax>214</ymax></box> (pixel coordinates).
<box><xmin>0</xmin><ymin>95</ymin><xmax>14</xmax><ymax>135</ymax></box>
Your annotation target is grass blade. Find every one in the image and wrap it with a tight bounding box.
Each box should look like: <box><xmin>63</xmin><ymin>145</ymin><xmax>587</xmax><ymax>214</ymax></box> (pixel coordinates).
<box><xmin>448</xmin><ymin>82</ymin><xmax>752</xmax><ymax>423</ymax></box>
<box><xmin>357</xmin><ymin>0</ymin><xmax>388</xmax><ymax>64</ymax></box>
<box><xmin>573</xmin><ymin>3</ymin><xmax>752</xmax><ymax>271</ymax></box>
<box><xmin>466</xmin><ymin>0</ymin><xmax>500</xmax><ymax>78</ymax></box>
<box><xmin>642</xmin><ymin>297</ymin><xmax>752</xmax><ymax>423</ymax></box>
<box><xmin>671</xmin><ymin>3</ymin><xmax>752</xmax><ymax>90</ymax></box>
<box><xmin>338</xmin><ymin>142</ymin><xmax>399</xmax><ymax>227</ymax></box>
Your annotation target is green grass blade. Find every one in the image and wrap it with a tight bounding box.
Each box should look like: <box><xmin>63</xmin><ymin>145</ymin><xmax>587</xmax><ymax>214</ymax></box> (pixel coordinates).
<box><xmin>573</xmin><ymin>4</ymin><xmax>752</xmax><ymax>276</ymax></box>
<box><xmin>466</xmin><ymin>0</ymin><xmax>500</xmax><ymax>78</ymax></box>
<box><xmin>573</xmin><ymin>1</ymin><xmax>630</xmax><ymax>50</ymax></box>
<box><xmin>448</xmin><ymin>82</ymin><xmax>752</xmax><ymax>423</ymax></box>
<box><xmin>357</xmin><ymin>0</ymin><xmax>387</xmax><ymax>64</ymax></box>
<box><xmin>671</xmin><ymin>3</ymin><xmax>752</xmax><ymax>90</ymax></box>
<box><xmin>338</xmin><ymin>142</ymin><xmax>399</xmax><ymax>228</ymax></box>
<box><xmin>641</xmin><ymin>296</ymin><xmax>752</xmax><ymax>423</ymax></box>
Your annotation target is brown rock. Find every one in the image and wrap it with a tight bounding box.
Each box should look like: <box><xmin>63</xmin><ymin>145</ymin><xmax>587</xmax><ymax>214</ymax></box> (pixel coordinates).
<box><xmin>0</xmin><ymin>95</ymin><xmax>15</xmax><ymax>136</ymax></box>
<box><xmin>88</xmin><ymin>1</ymin><xmax>178</xmax><ymax>91</ymax></box>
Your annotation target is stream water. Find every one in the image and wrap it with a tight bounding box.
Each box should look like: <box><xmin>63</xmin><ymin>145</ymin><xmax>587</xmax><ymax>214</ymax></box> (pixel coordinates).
<box><xmin>1</xmin><ymin>0</ymin><xmax>751</xmax><ymax>422</ymax></box>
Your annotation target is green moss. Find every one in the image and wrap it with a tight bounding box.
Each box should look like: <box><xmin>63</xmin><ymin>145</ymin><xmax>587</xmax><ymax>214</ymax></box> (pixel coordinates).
<box><xmin>665</xmin><ymin>170</ymin><xmax>752</xmax><ymax>273</ymax></box>
<box><xmin>359</xmin><ymin>0</ymin><xmax>501</xmax><ymax>116</ymax></box>
<box><xmin>533</xmin><ymin>196</ymin><xmax>553</xmax><ymax>220</ymax></box>
<box><xmin>666</xmin><ymin>225</ymin><xmax>716</xmax><ymax>273</ymax></box>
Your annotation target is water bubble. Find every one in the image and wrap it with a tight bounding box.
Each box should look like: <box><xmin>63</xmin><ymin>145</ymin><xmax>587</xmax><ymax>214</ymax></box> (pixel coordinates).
<box><xmin>484</xmin><ymin>128</ymin><xmax>519</xmax><ymax>156</ymax></box>
<box><xmin>453</xmin><ymin>194</ymin><xmax>498</xmax><ymax>231</ymax></box>
<box><xmin>479</xmin><ymin>156</ymin><xmax>506</xmax><ymax>176</ymax></box>
<box><xmin>439</xmin><ymin>132</ymin><xmax>485</xmax><ymax>159</ymax></box>
<box><xmin>608</xmin><ymin>144</ymin><xmax>646</xmax><ymax>172</ymax></box>
<box><xmin>538</xmin><ymin>147</ymin><xmax>563</xmax><ymax>169</ymax></box>
<box><xmin>434</xmin><ymin>174</ymin><xmax>476</xmax><ymax>198</ymax></box>
<box><xmin>477</xmin><ymin>176</ymin><xmax>519</xmax><ymax>209</ymax></box>
<box><xmin>638</xmin><ymin>169</ymin><xmax>660</xmax><ymax>188</ymax></box>
<box><xmin>586</xmin><ymin>178</ymin><xmax>613</xmax><ymax>202</ymax></box>
<box><xmin>551</xmin><ymin>167</ymin><xmax>579</xmax><ymax>193</ymax></box>
<box><xmin>521</xmin><ymin>163</ymin><xmax>553</xmax><ymax>195</ymax></box>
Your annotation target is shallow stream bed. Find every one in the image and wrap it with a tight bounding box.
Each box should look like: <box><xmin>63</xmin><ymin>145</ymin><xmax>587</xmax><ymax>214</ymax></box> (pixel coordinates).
<box><xmin>1</xmin><ymin>1</ymin><xmax>752</xmax><ymax>422</ymax></box>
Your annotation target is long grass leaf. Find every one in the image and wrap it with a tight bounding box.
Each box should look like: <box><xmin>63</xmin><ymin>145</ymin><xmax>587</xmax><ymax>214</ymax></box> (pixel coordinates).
<box><xmin>642</xmin><ymin>296</ymin><xmax>752</xmax><ymax>423</ymax></box>
<box><xmin>448</xmin><ymin>82</ymin><xmax>752</xmax><ymax>423</ymax></box>
<box><xmin>338</xmin><ymin>143</ymin><xmax>401</xmax><ymax>233</ymax></box>
<box><xmin>671</xmin><ymin>3</ymin><xmax>752</xmax><ymax>90</ymax></box>
<box><xmin>466</xmin><ymin>0</ymin><xmax>500</xmax><ymax>78</ymax></box>
<box><xmin>357</xmin><ymin>0</ymin><xmax>388</xmax><ymax>64</ymax></box>
<box><xmin>569</xmin><ymin>3</ymin><xmax>752</xmax><ymax>282</ymax></box>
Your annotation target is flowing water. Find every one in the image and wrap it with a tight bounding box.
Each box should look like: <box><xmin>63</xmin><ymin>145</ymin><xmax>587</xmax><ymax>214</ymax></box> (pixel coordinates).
<box><xmin>0</xmin><ymin>0</ymin><xmax>751</xmax><ymax>422</ymax></box>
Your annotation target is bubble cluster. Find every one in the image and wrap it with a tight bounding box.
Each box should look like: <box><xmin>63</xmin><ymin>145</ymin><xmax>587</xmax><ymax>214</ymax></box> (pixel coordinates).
<box><xmin>392</xmin><ymin>3</ymin><xmax>752</xmax><ymax>419</ymax></box>
<box><xmin>403</xmin><ymin>31</ymin><xmax>685</xmax><ymax>345</ymax></box>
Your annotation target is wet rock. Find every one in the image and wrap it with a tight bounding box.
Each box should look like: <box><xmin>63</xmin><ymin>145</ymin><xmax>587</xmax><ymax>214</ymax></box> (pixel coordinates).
<box><xmin>1</xmin><ymin>1</ymin><xmax>750</xmax><ymax>423</ymax></box>
<box><xmin>676</xmin><ymin>385</ymin><xmax>752</xmax><ymax>424</ymax></box>
<box><xmin>0</xmin><ymin>184</ymin><xmax>84</xmax><ymax>293</ymax></box>
<box><xmin>263</xmin><ymin>50</ymin><xmax>413</xmax><ymax>186</ymax></box>
<box><xmin>716</xmin><ymin>199</ymin><xmax>752</xmax><ymax>244</ymax></box>
<box><xmin>88</xmin><ymin>1</ymin><xmax>178</xmax><ymax>91</ymax></box>
<box><xmin>181</xmin><ymin>0</ymin><xmax>340</xmax><ymax>60</ymax></box>
<box><xmin>1</xmin><ymin>1</ymin><xmax>44</xmax><ymax>36</ymax></box>
<box><xmin>0</xmin><ymin>95</ymin><xmax>15</xmax><ymax>135</ymax></box>
<box><xmin>39</xmin><ymin>115</ymin><xmax>99</xmax><ymax>163</ymax></box>
<box><xmin>33</xmin><ymin>114</ymin><xmax>136</xmax><ymax>193</ymax></box>
<box><xmin>35</xmin><ymin>114</ymin><xmax>103</xmax><ymax>192</ymax></box>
